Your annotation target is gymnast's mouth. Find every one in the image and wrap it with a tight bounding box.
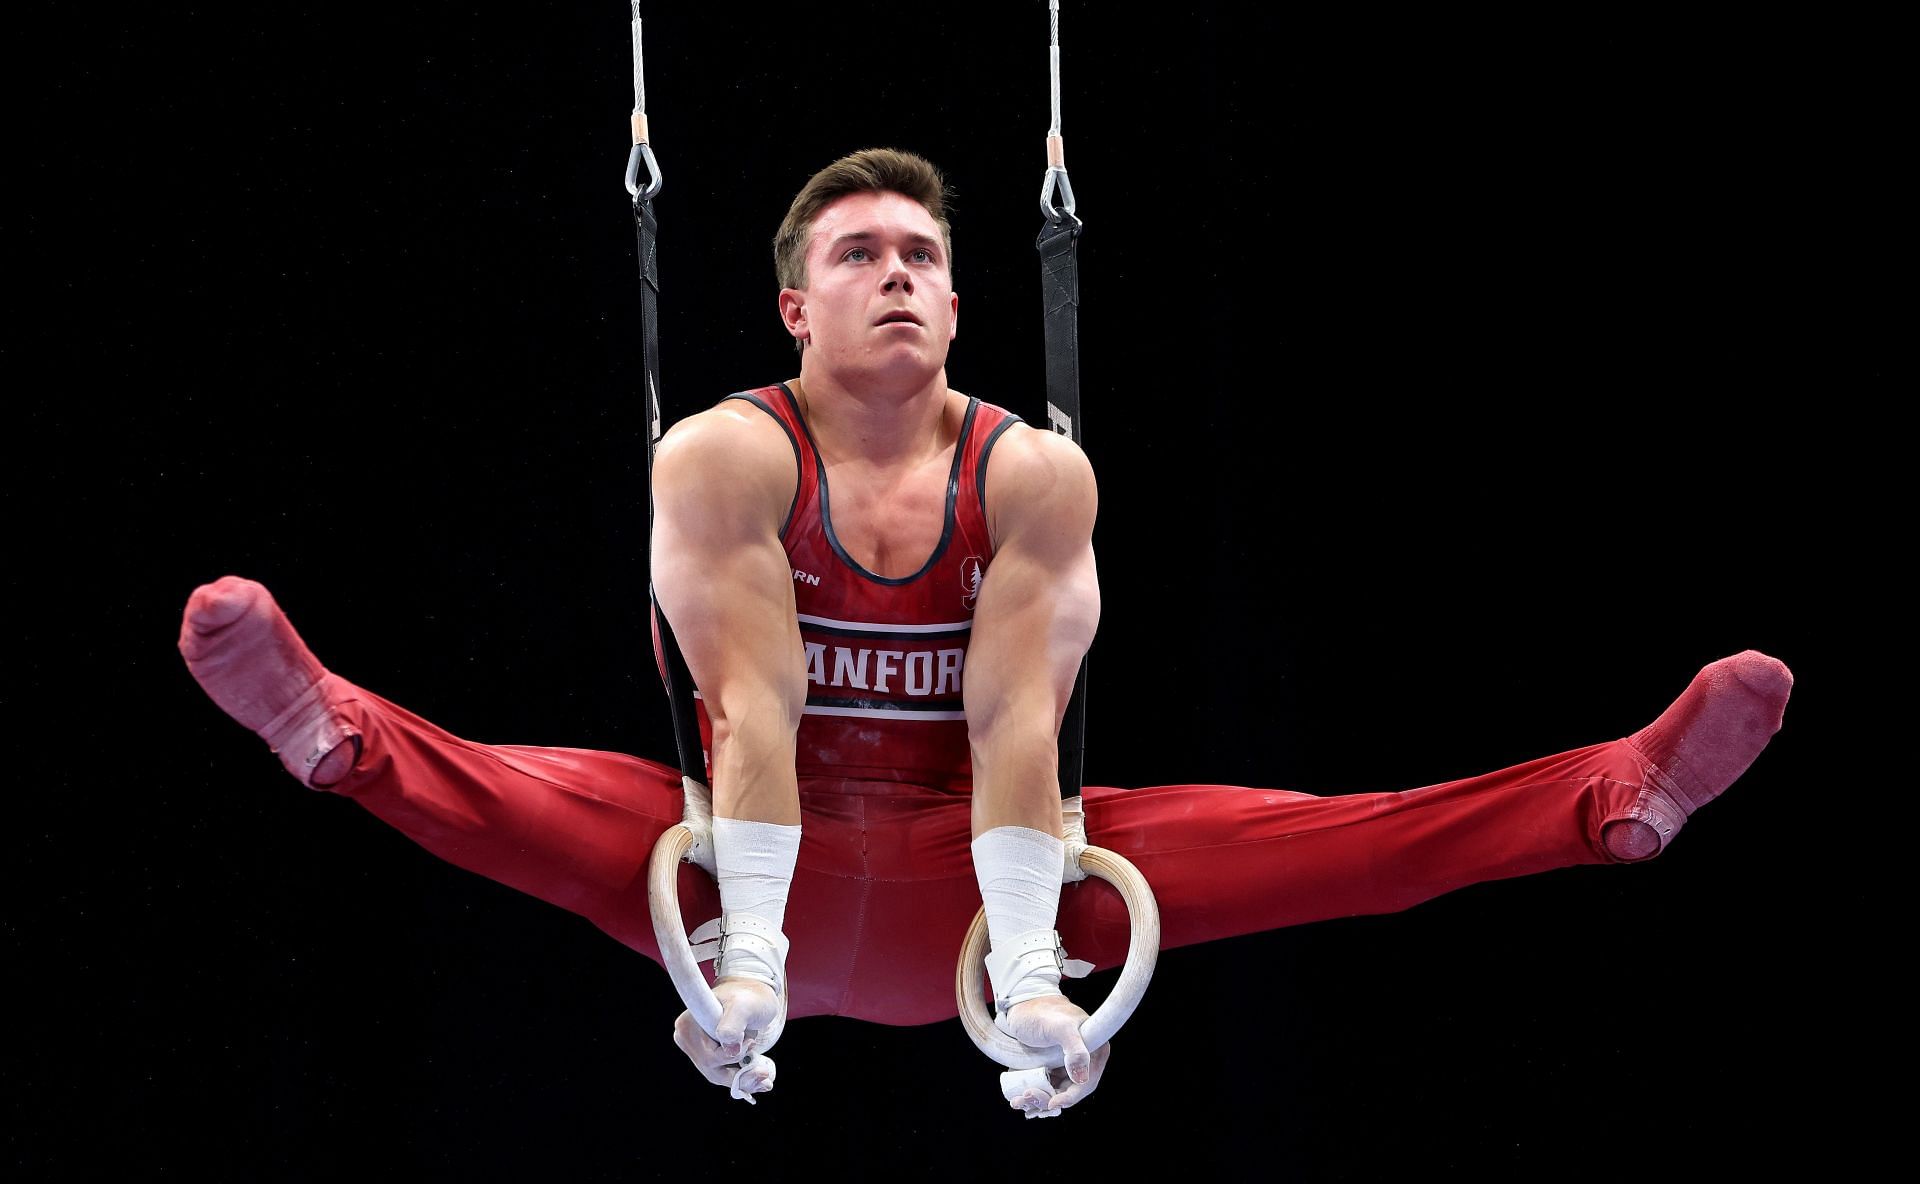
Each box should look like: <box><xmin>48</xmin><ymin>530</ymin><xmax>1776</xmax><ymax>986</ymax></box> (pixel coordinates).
<box><xmin>874</xmin><ymin>310</ymin><xmax>923</xmax><ymax>326</ymax></box>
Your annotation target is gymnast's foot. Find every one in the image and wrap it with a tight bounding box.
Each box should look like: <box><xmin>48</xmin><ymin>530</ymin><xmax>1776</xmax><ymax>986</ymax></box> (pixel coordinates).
<box><xmin>178</xmin><ymin>575</ymin><xmax>361</xmax><ymax>789</ymax></box>
<box><xmin>1600</xmin><ymin>650</ymin><xmax>1794</xmax><ymax>862</ymax></box>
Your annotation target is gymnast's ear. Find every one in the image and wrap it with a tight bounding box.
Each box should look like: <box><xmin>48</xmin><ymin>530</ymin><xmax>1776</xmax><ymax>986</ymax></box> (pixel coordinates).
<box><xmin>778</xmin><ymin>287</ymin><xmax>809</xmax><ymax>348</ymax></box>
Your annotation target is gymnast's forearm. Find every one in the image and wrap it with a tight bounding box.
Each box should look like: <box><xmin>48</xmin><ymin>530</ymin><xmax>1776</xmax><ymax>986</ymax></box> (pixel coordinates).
<box><xmin>970</xmin><ymin>718</ymin><xmax>1065</xmax><ymax>840</ymax></box>
<box><xmin>709</xmin><ymin>706</ymin><xmax>802</xmax><ymax>825</ymax></box>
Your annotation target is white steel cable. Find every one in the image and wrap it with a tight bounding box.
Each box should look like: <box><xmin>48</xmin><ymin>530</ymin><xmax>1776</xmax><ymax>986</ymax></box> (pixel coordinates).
<box><xmin>1048</xmin><ymin>0</ymin><xmax>1062</xmax><ymax>140</ymax></box>
<box><xmin>631</xmin><ymin>1</ymin><xmax>647</xmax><ymax>122</ymax></box>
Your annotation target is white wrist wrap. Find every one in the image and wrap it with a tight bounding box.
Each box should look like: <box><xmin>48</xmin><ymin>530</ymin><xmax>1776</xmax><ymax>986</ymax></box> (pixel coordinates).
<box><xmin>973</xmin><ymin>826</ymin><xmax>1067</xmax><ymax>1013</ymax></box>
<box><xmin>713</xmin><ymin>816</ymin><xmax>801</xmax><ymax>992</ymax></box>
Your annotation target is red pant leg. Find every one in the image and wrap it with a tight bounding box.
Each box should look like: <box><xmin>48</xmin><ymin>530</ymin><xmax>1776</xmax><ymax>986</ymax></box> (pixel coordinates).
<box><xmin>317</xmin><ymin>676</ymin><xmax>887</xmax><ymax>1021</ymax></box>
<box><xmin>1049</xmin><ymin>737</ymin><xmax>1653</xmax><ymax>976</ymax></box>
<box><xmin>320</xmin><ymin>676</ymin><xmax>707</xmax><ymax>964</ymax></box>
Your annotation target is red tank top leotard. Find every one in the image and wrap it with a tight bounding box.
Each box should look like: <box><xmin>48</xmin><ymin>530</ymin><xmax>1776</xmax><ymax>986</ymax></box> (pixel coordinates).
<box><xmin>654</xmin><ymin>381</ymin><xmax>1027</xmax><ymax>793</ymax></box>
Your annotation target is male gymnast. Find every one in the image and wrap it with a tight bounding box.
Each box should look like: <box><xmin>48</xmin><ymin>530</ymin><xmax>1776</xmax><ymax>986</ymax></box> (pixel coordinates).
<box><xmin>178</xmin><ymin>147</ymin><xmax>1794</xmax><ymax>1116</ymax></box>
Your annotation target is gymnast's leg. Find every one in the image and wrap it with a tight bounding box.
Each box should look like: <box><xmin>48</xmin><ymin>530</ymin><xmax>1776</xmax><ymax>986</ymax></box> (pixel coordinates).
<box><xmin>1054</xmin><ymin>652</ymin><xmax>1793</xmax><ymax>968</ymax></box>
<box><xmin>176</xmin><ymin>575</ymin><xmax>712</xmax><ymax>964</ymax></box>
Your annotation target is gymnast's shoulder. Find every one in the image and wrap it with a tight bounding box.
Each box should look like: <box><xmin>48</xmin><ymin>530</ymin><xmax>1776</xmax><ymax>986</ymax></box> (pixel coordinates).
<box><xmin>651</xmin><ymin>400</ymin><xmax>796</xmax><ymax>535</ymax></box>
<box><xmin>981</xmin><ymin>418</ymin><xmax>1098</xmax><ymax>548</ymax></box>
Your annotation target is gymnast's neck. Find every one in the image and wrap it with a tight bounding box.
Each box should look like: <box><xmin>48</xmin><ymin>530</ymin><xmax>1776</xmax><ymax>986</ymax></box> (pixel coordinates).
<box><xmin>787</xmin><ymin>365</ymin><xmax>965</xmax><ymax>473</ymax></box>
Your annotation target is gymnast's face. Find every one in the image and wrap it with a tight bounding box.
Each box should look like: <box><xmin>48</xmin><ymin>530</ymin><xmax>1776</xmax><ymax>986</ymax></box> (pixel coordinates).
<box><xmin>780</xmin><ymin>189</ymin><xmax>959</xmax><ymax>384</ymax></box>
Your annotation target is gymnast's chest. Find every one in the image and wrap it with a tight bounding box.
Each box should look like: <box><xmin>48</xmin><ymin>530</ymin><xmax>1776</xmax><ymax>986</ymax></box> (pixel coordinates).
<box><xmin>818</xmin><ymin>454</ymin><xmax>953</xmax><ymax>581</ymax></box>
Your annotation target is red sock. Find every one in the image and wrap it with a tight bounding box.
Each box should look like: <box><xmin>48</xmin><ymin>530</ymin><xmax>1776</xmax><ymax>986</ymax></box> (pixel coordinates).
<box><xmin>1603</xmin><ymin>650</ymin><xmax>1793</xmax><ymax>860</ymax></box>
<box><xmin>177</xmin><ymin>576</ymin><xmax>358</xmax><ymax>787</ymax></box>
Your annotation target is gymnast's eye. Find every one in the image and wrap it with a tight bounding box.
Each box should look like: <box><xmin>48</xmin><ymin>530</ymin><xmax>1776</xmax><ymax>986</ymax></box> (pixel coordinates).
<box><xmin>911</xmin><ymin>247</ymin><xmax>935</xmax><ymax>263</ymax></box>
<box><xmin>844</xmin><ymin>247</ymin><xmax>870</xmax><ymax>262</ymax></box>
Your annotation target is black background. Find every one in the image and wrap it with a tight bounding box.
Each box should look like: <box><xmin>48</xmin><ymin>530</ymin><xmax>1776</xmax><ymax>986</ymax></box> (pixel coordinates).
<box><xmin>13</xmin><ymin>3</ymin><xmax>1890</xmax><ymax>1178</ymax></box>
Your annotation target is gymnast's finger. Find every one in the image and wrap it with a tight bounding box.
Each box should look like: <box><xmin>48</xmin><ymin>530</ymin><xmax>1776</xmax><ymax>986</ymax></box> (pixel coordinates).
<box><xmin>712</xmin><ymin>977</ymin><xmax>779</xmax><ymax>1061</ymax></box>
<box><xmin>672</xmin><ymin>1009</ymin><xmax>738</xmax><ymax>1087</ymax></box>
<box><xmin>1010</xmin><ymin>1084</ymin><xmax>1050</xmax><ymax>1113</ymax></box>
<box><xmin>736</xmin><ymin>1059</ymin><xmax>775</xmax><ymax>1095</ymax></box>
<box><xmin>1046</xmin><ymin>1041</ymin><xmax>1111</xmax><ymax>1111</ymax></box>
<box><xmin>1052</xmin><ymin>1017</ymin><xmax>1092</xmax><ymax>1085</ymax></box>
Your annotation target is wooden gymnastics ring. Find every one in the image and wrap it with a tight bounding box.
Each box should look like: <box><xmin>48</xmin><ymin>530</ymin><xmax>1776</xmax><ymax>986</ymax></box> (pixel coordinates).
<box><xmin>955</xmin><ymin>798</ymin><xmax>1159</xmax><ymax>1076</ymax></box>
<box><xmin>647</xmin><ymin>775</ymin><xmax>789</xmax><ymax>1102</ymax></box>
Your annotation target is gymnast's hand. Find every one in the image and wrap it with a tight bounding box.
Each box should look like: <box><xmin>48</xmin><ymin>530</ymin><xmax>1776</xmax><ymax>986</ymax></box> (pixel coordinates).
<box><xmin>1002</xmin><ymin>992</ymin><xmax>1111</xmax><ymax>1114</ymax></box>
<box><xmin>672</xmin><ymin>976</ymin><xmax>780</xmax><ymax>1096</ymax></box>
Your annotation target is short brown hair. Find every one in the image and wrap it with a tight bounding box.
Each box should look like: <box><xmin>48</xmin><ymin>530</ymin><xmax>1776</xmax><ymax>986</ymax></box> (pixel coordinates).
<box><xmin>773</xmin><ymin>148</ymin><xmax>954</xmax><ymax>353</ymax></box>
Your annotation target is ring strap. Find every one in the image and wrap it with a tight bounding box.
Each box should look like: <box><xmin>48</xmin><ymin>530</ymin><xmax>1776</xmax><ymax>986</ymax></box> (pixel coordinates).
<box><xmin>984</xmin><ymin>928</ymin><xmax>1095</xmax><ymax>1023</ymax></box>
<box><xmin>689</xmin><ymin>911</ymin><xmax>790</xmax><ymax>991</ymax></box>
